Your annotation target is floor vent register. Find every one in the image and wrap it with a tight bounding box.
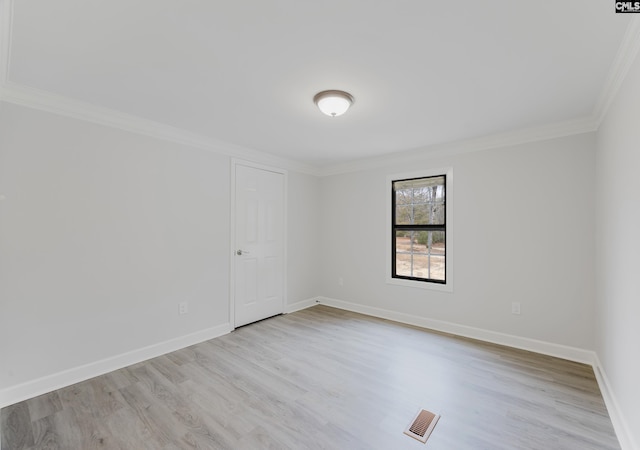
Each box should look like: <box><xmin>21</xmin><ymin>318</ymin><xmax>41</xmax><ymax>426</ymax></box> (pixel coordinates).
<box><xmin>404</xmin><ymin>408</ymin><xmax>440</xmax><ymax>444</ymax></box>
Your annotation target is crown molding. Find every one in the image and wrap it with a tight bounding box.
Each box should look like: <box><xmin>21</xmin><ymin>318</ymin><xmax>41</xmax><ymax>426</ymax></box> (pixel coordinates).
<box><xmin>0</xmin><ymin>0</ymin><xmax>317</xmax><ymax>175</ymax></box>
<box><xmin>593</xmin><ymin>16</ymin><xmax>640</xmax><ymax>128</ymax></box>
<box><xmin>0</xmin><ymin>78</ymin><xmax>598</xmax><ymax>179</ymax></box>
<box><xmin>0</xmin><ymin>0</ymin><xmax>13</xmax><ymax>85</ymax></box>
<box><xmin>0</xmin><ymin>82</ymin><xmax>319</xmax><ymax>175</ymax></box>
<box><xmin>318</xmin><ymin>116</ymin><xmax>598</xmax><ymax>177</ymax></box>
<box><xmin>1</xmin><ymin>0</ymin><xmax>636</xmax><ymax>178</ymax></box>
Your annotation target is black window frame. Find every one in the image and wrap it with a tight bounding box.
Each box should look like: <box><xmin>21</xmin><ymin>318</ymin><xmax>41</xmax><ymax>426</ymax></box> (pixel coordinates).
<box><xmin>391</xmin><ymin>174</ymin><xmax>447</xmax><ymax>284</ymax></box>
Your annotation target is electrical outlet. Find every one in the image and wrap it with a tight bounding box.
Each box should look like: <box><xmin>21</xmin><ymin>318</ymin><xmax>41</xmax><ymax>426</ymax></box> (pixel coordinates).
<box><xmin>179</xmin><ymin>301</ymin><xmax>189</xmax><ymax>315</ymax></box>
<box><xmin>511</xmin><ymin>302</ymin><xmax>521</xmax><ymax>315</ymax></box>
<box><xmin>338</xmin><ymin>277</ymin><xmax>344</xmax><ymax>286</ymax></box>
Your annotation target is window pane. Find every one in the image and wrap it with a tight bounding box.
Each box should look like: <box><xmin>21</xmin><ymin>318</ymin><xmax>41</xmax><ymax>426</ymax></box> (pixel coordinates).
<box><xmin>432</xmin><ymin>202</ymin><xmax>445</xmax><ymax>225</ymax></box>
<box><xmin>393</xmin><ymin>176</ymin><xmax>445</xmax><ymax>225</ymax></box>
<box><xmin>411</xmin><ymin>253</ymin><xmax>429</xmax><ymax>278</ymax></box>
<box><xmin>395</xmin><ymin>205</ymin><xmax>413</xmax><ymax>225</ymax></box>
<box><xmin>428</xmin><ymin>237</ymin><xmax>445</xmax><ymax>281</ymax></box>
<box><xmin>395</xmin><ymin>230</ymin><xmax>445</xmax><ymax>281</ymax></box>
<box><xmin>394</xmin><ymin>176</ymin><xmax>445</xmax><ymax>192</ymax></box>
<box><xmin>395</xmin><ymin>231</ymin><xmax>414</xmax><ymax>277</ymax></box>
<box><xmin>395</xmin><ymin>189</ymin><xmax>412</xmax><ymax>205</ymax></box>
<box><xmin>412</xmin><ymin>203</ymin><xmax>430</xmax><ymax>224</ymax></box>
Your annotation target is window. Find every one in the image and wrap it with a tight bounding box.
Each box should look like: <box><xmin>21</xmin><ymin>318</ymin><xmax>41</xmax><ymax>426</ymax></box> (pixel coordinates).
<box><xmin>392</xmin><ymin>174</ymin><xmax>446</xmax><ymax>284</ymax></box>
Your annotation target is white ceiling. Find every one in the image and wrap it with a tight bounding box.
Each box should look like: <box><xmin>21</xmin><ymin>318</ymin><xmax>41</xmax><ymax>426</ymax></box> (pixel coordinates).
<box><xmin>2</xmin><ymin>1</ymin><xmax>633</xmax><ymax>167</ymax></box>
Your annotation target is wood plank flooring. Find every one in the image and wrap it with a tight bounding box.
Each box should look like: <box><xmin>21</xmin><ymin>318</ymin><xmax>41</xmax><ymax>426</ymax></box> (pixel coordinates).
<box><xmin>1</xmin><ymin>305</ymin><xmax>620</xmax><ymax>449</ymax></box>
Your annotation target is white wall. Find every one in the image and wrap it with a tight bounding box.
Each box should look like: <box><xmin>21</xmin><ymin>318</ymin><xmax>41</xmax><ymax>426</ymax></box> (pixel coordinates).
<box><xmin>0</xmin><ymin>102</ymin><xmax>231</xmax><ymax>392</ymax></box>
<box><xmin>320</xmin><ymin>133</ymin><xmax>597</xmax><ymax>349</ymax></box>
<box><xmin>287</xmin><ymin>171</ymin><xmax>321</xmax><ymax>306</ymax></box>
<box><xmin>595</xmin><ymin>48</ymin><xmax>640</xmax><ymax>448</ymax></box>
<box><xmin>0</xmin><ymin>102</ymin><xmax>319</xmax><ymax>405</ymax></box>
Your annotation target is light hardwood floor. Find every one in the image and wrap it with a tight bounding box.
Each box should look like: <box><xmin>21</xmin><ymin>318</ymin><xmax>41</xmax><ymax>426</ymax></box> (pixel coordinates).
<box><xmin>1</xmin><ymin>306</ymin><xmax>620</xmax><ymax>449</ymax></box>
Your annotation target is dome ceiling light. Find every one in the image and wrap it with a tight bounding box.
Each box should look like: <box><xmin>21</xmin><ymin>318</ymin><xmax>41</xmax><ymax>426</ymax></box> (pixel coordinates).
<box><xmin>313</xmin><ymin>90</ymin><xmax>354</xmax><ymax>117</ymax></box>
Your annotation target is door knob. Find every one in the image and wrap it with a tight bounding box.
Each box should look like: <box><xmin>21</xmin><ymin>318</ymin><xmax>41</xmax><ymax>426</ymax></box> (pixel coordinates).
<box><xmin>236</xmin><ymin>249</ymin><xmax>250</xmax><ymax>256</ymax></box>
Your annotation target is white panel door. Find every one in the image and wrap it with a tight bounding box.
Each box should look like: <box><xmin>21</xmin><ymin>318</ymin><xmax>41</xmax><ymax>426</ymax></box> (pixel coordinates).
<box><xmin>234</xmin><ymin>164</ymin><xmax>285</xmax><ymax>327</ymax></box>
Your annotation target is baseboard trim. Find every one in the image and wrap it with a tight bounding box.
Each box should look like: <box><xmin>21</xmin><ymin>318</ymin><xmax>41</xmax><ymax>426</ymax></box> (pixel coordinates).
<box><xmin>285</xmin><ymin>297</ymin><xmax>320</xmax><ymax>314</ymax></box>
<box><xmin>316</xmin><ymin>296</ymin><xmax>595</xmax><ymax>365</ymax></box>
<box><xmin>592</xmin><ymin>355</ymin><xmax>639</xmax><ymax>450</ymax></box>
<box><xmin>0</xmin><ymin>323</ymin><xmax>233</xmax><ymax>409</ymax></box>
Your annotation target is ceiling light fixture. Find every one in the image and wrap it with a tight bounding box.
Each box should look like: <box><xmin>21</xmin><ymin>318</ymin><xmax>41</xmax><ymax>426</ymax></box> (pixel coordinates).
<box><xmin>313</xmin><ymin>90</ymin><xmax>354</xmax><ymax>117</ymax></box>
